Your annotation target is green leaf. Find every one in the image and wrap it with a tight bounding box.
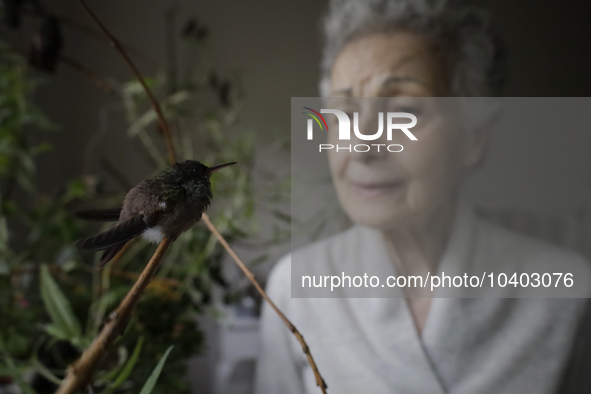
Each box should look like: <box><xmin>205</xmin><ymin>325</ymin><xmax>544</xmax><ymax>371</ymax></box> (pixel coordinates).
<box><xmin>0</xmin><ymin>260</ymin><xmax>9</xmax><ymax>275</ymax></box>
<box><xmin>15</xmin><ymin>169</ymin><xmax>34</xmax><ymax>192</ymax></box>
<box><xmin>39</xmin><ymin>265</ymin><xmax>82</xmax><ymax>342</ymax></box>
<box><xmin>43</xmin><ymin>324</ymin><xmax>69</xmax><ymax>340</ymax></box>
<box><xmin>66</xmin><ymin>179</ymin><xmax>87</xmax><ymax>198</ymax></box>
<box><xmin>18</xmin><ymin>151</ymin><xmax>35</xmax><ymax>174</ymax></box>
<box><xmin>30</xmin><ymin>142</ymin><xmax>53</xmax><ymax>156</ymax></box>
<box><xmin>1</xmin><ymin>343</ymin><xmax>37</xmax><ymax>394</ymax></box>
<box><xmin>98</xmin><ymin>346</ymin><xmax>129</xmax><ymax>385</ymax></box>
<box><xmin>34</xmin><ymin>359</ymin><xmax>62</xmax><ymax>385</ymax></box>
<box><xmin>110</xmin><ymin>336</ymin><xmax>144</xmax><ymax>389</ymax></box>
<box><xmin>139</xmin><ymin>346</ymin><xmax>174</xmax><ymax>394</ymax></box>
<box><xmin>128</xmin><ymin>109</ymin><xmax>157</xmax><ymax>137</ymax></box>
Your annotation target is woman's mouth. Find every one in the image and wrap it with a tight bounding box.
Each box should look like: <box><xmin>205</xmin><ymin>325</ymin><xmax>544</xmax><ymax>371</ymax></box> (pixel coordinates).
<box><xmin>350</xmin><ymin>181</ymin><xmax>404</xmax><ymax>197</ymax></box>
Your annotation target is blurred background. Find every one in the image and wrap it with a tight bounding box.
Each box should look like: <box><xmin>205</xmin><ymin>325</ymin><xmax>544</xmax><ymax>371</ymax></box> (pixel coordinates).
<box><xmin>0</xmin><ymin>1</ymin><xmax>590</xmax><ymax>394</ymax></box>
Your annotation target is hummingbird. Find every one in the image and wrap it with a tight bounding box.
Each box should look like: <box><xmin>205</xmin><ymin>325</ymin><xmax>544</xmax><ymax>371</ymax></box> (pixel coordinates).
<box><xmin>74</xmin><ymin>160</ymin><xmax>236</xmax><ymax>269</ymax></box>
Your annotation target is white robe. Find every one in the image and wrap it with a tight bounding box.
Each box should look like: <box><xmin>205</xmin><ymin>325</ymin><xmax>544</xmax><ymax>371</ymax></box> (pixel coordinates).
<box><xmin>254</xmin><ymin>205</ymin><xmax>591</xmax><ymax>394</ymax></box>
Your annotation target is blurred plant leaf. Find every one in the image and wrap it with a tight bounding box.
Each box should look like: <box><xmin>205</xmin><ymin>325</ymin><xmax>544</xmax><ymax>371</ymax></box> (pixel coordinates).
<box><xmin>271</xmin><ymin>209</ymin><xmax>291</xmax><ymax>223</ymax></box>
<box><xmin>95</xmin><ymin>344</ymin><xmax>131</xmax><ymax>387</ymax></box>
<box><xmin>39</xmin><ymin>264</ymin><xmax>82</xmax><ymax>342</ymax></box>
<box><xmin>66</xmin><ymin>179</ymin><xmax>87</xmax><ymax>199</ymax></box>
<box><xmin>139</xmin><ymin>345</ymin><xmax>174</xmax><ymax>394</ymax></box>
<box><xmin>0</xmin><ymin>334</ymin><xmax>37</xmax><ymax>394</ymax></box>
<box><xmin>33</xmin><ymin>358</ymin><xmax>62</xmax><ymax>385</ymax></box>
<box><xmin>110</xmin><ymin>336</ymin><xmax>144</xmax><ymax>389</ymax></box>
<box><xmin>29</xmin><ymin>141</ymin><xmax>53</xmax><ymax>156</ymax></box>
<box><xmin>127</xmin><ymin>90</ymin><xmax>191</xmax><ymax>137</ymax></box>
<box><xmin>43</xmin><ymin>324</ymin><xmax>68</xmax><ymax>341</ymax></box>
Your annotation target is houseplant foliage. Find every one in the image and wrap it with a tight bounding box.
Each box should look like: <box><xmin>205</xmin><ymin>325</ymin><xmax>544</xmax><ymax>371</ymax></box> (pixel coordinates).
<box><xmin>0</xmin><ymin>4</ymin><xmax>289</xmax><ymax>393</ymax></box>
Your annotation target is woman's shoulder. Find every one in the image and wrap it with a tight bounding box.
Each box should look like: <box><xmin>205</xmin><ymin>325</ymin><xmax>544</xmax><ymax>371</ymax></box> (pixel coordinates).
<box><xmin>477</xmin><ymin>217</ymin><xmax>587</xmax><ymax>262</ymax></box>
<box><xmin>476</xmin><ymin>217</ymin><xmax>591</xmax><ymax>293</ymax></box>
<box><xmin>265</xmin><ymin>253</ymin><xmax>292</xmax><ymax>292</ymax></box>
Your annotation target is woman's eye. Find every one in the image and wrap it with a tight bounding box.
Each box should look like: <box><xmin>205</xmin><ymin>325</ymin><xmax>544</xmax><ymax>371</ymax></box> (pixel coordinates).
<box><xmin>396</xmin><ymin>106</ymin><xmax>423</xmax><ymax>116</ymax></box>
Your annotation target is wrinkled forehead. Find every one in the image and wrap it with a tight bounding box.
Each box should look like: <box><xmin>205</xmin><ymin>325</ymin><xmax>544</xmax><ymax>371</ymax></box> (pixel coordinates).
<box><xmin>329</xmin><ymin>30</ymin><xmax>450</xmax><ymax>97</ymax></box>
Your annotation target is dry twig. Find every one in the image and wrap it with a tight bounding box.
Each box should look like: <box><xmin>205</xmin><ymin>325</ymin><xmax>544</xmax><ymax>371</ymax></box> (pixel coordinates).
<box><xmin>58</xmin><ymin>55</ymin><xmax>113</xmax><ymax>93</ymax></box>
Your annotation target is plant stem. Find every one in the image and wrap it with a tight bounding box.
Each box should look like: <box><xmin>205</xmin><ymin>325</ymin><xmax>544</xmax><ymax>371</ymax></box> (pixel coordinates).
<box><xmin>59</xmin><ymin>55</ymin><xmax>113</xmax><ymax>94</ymax></box>
<box><xmin>55</xmin><ymin>237</ymin><xmax>172</xmax><ymax>394</ymax></box>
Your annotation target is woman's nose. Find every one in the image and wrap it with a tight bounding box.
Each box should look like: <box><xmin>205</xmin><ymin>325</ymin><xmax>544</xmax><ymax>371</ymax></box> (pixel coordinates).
<box><xmin>349</xmin><ymin>111</ymin><xmax>389</xmax><ymax>164</ymax></box>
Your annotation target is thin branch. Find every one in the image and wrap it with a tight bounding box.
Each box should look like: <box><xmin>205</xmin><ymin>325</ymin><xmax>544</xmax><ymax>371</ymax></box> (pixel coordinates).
<box><xmin>55</xmin><ymin>237</ymin><xmax>172</xmax><ymax>394</ymax></box>
<box><xmin>77</xmin><ymin>0</ymin><xmax>176</xmax><ymax>164</ymax></box>
<box><xmin>201</xmin><ymin>213</ymin><xmax>328</xmax><ymax>392</ymax></box>
<box><xmin>57</xmin><ymin>17</ymin><xmax>158</xmax><ymax>70</ymax></box>
<box><xmin>59</xmin><ymin>55</ymin><xmax>113</xmax><ymax>94</ymax></box>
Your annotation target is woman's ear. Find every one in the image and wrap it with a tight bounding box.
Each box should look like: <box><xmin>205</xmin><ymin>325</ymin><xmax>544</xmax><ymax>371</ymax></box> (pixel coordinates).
<box><xmin>463</xmin><ymin>123</ymin><xmax>491</xmax><ymax>168</ymax></box>
<box><xmin>460</xmin><ymin>98</ymin><xmax>501</xmax><ymax>169</ymax></box>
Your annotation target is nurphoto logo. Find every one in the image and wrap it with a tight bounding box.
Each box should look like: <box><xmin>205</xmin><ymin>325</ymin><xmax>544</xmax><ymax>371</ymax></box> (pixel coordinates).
<box><xmin>302</xmin><ymin>107</ymin><xmax>418</xmax><ymax>153</ymax></box>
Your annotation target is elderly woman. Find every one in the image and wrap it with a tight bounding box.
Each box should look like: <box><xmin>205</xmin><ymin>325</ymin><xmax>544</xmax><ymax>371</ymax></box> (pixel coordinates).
<box><xmin>255</xmin><ymin>0</ymin><xmax>589</xmax><ymax>393</ymax></box>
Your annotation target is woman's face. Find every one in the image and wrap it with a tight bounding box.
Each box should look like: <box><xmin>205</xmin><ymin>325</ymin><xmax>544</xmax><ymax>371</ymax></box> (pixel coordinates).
<box><xmin>328</xmin><ymin>31</ymin><xmax>485</xmax><ymax>231</ymax></box>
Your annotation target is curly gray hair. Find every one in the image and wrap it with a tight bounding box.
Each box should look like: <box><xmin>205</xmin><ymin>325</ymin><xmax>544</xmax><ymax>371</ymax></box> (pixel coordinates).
<box><xmin>320</xmin><ymin>0</ymin><xmax>506</xmax><ymax>96</ymax></box>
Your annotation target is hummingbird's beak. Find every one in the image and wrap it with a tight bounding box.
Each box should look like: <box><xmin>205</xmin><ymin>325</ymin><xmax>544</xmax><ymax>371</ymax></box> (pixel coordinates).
<box><xmin>207</xmin><ymin>162</ymin><xmax>237</xmax><ymax>174</ymax></box>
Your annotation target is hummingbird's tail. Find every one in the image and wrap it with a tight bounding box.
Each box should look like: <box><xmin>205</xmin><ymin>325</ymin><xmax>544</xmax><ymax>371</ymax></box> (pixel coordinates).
<box><xmin>98</xmin><ymin>243</ymin><xmax>126</xmax><ymax>270</ymax></box>
<box><xmin>75</xmin><ymin>215</ymin><xmax>148</xmax><ymax>269</ymax></box>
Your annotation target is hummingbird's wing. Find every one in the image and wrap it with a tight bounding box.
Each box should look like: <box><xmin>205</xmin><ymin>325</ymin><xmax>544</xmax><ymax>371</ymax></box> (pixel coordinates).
<box><xmin>75</xmin><ymin>208</ymin><xmax>122</xmax><ymax>222</ymax></box>
<box><xmin>75</xmin><ymin>215</ymin><xmax>147</xmax><ymax>252</ymax></box>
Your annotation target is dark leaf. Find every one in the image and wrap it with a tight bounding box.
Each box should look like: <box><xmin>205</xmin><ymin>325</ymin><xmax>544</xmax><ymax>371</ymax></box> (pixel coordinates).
<box><xmin>28</xmin><ymin>16</ymin><xmax>64</xmax><ymax>73</ymax></box>
<box><xmin>181</xmin><ymin>18</ymin><xmax>208</xmax><ymax>41</ymax></box>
